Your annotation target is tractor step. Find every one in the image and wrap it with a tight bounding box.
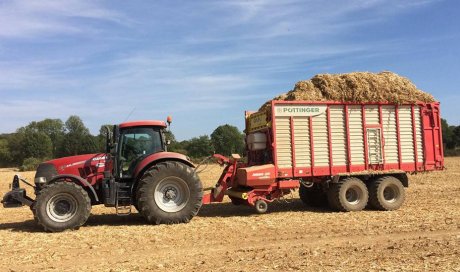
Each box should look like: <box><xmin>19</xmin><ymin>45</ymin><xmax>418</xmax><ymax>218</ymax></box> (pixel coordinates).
<box><xmin>116</xmin><ymin>183</ymin><xmax>132</xmax><ymax>216</ymax></box>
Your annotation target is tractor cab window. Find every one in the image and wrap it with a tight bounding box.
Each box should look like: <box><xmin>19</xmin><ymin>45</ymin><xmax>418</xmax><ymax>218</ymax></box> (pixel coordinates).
<box><xmin>118</xmin><ymin>127</ymin><xmax>163</xmax><ymax>178</ymax></box>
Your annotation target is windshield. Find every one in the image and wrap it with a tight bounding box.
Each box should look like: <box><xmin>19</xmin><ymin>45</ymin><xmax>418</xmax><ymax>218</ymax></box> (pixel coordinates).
<box><xmin>118</xmin><ymin>127</ymin><xmax>163</xmax><ymax>178</ymax></box>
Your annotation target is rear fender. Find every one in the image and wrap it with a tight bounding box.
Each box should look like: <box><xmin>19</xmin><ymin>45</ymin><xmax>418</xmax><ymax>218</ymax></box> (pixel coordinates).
<box><xmin>48</xmin><ymin>174</ymin><xmax>99</xmax><ymax>202</ymax></box>
<box><xmin>132</xmin><ymin>152</ymin><xmax>194</xmax><ymax>180</ymax></box>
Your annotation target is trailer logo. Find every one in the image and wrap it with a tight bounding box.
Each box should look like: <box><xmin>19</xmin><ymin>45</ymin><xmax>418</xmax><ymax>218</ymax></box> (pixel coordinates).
<box><xmin>274</xmin><ymin>105</ymin><xmax>327</xmax><ymax>117</ymax></box>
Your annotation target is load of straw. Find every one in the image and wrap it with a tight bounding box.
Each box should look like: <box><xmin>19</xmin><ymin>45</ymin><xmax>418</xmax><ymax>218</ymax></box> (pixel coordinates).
<box><xmin>259</xmin><ymin>71</ymin><xmax>435</xmax><ymax>111</ymax></box>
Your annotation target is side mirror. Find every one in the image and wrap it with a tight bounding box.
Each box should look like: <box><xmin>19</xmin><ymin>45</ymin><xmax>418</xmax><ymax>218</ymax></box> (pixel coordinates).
<box><xmin>105</xmin><ymin>126</ymin><xmax>113</xmax><ymax>153</ymax></box>
<box><xmin>166</xmin><ymin>140</ymin><xmax>171</xmax><ymax>145</ymax></box>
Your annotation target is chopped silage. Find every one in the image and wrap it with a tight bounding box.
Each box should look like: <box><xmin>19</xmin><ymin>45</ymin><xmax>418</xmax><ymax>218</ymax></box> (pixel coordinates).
<box><xmin>260</xmin><ymin>71</ymin><xmax>435</xmax><ymax>111</ymax></box>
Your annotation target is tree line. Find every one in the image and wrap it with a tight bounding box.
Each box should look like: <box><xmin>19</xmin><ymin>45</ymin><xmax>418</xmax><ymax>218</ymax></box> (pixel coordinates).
<box><xmin>0</xmin><ymin>116</ymin><xmax>245</xmax><ymax>170</ymax></box>
<box><xmin>441</xmin><ymin>119</ymin><xmax>460</xmax><ymax>156</ymax></box>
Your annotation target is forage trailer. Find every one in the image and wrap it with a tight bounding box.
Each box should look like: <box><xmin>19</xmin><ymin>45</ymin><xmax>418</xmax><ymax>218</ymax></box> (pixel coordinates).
<box><xmin>202</xmin><ymin>101</ymin><xmax>444</xmax><ymax>213</ymax></box>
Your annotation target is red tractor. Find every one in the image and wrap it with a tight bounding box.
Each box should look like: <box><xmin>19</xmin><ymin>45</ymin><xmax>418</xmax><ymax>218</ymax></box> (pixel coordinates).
<box><xmin>2</xmin><ymin>119</ymin><xmax>203</xmax><ymax>232</ymax></box>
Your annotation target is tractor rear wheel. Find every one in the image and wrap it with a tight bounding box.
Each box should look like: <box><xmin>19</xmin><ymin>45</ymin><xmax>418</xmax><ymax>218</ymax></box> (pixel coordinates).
<box><xmin>137</xmin><ymin>161</ymin><xmax>203</xmax><ymax>224</ymax></box>
<box><xmin>327</xmin><ymin>177</ymin><xmax>368</xmax><ymax>212</ymax></box>
<box><xmin>368</xmin><ymin>176</ymin><xmax>405</xmax><ymax>211</ymax></box>
<box><xmin>299</xmin><ymin>183</ymin><xmax>328</xmax><ymax>207</ymax></box>
<box><xmin>33</xmin><ymin>182</ymin><xmax>91</xmax><ymax>232</ymax></box>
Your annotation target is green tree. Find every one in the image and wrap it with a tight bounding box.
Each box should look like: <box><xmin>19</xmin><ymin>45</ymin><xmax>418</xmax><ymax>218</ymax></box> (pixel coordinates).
<box><xmin>0</xmin><ymin>138</ymin><xmax>12</xmax><ymax>166</ymax></box>
<box><xmin>441</xmin><ymin>119</ymin><xmax>456</xmax><ymax>150</ymax></box>
<box><xmin>26</xmin><ymin>119</ymin><xmax>64</xmax><ymax>157</ymax></box>
<box><xmin>211</xmin><ymin>124</ymin><xmax>245</xmax><ymax>156</ymax></box>
<box><xmin>59</xmin><ymin>116</ymin><xmax>98</xmax><ymax>156</ymax></box>
<box><xmin>452</xmin><ymin>126</ymin><xmax>460</xmax><ymax>149</ymax></box>
<box><xmin>185</xmin><ymin>135</ymin><xmax>213</xmax><ymax>158</ymax></box>
<box><xmin>164</xmin><ymin>130</ymin><xmax>188</xmax><ymax>154</ymax></box>
<box><xmin>5</xmin><ymin>127</ymin><xmax>52</xmax><ymax>165</ymax></box>
<box><xmin>66</xmin><ymin>115</ymin><xmax>90</xmax><ymax>134</ymax></box>
<box><xmin>7</xmin><ymin>129</ymin><xmax>26</xmax><ymax>164</ymax></box>
<box><xmin>20</xmin><ymin>131</ymin><xmax>53</xmax><ymax>160</ymax></box>
<box><xmin>97</xmin><ymin>124</ymin><xmax>114</xmax><ymax>152</ymax></box>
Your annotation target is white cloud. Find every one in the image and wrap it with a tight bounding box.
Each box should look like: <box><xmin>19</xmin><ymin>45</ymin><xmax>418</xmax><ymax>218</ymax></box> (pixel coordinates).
<box><xmin>186</xmin><ymin>0</ymin><xmax>443</xmax><ymax>44</ymax></box>
<box><xmin>0</xmin><ymin>0</ymin><xmax>127</xmax><ymax>39</ymax></box>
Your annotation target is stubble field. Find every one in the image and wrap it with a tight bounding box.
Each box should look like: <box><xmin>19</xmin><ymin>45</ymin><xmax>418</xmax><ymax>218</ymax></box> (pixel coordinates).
<box><xmin>0</xmin><ymin>158</ymin><xmax>459</xmax><ymax>271</ymax></box>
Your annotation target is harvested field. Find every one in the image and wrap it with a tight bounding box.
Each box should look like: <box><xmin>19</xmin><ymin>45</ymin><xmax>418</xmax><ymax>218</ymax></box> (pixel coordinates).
<box><xmin>260</xmin><ymin>71</ymin><xmax>435</xmax><ymax>111</ymax></box>
<box><xmin>0</xmin><ymin>158</ymin><xmax>460</xmax><ymax>271</ymax></box>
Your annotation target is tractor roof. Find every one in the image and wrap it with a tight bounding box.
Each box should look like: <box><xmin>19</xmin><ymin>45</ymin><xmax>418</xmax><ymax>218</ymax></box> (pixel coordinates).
<box><xmin>119</xmin><ymin>120</ymin><xmax>167</xmax><ymax>129</ymax></box>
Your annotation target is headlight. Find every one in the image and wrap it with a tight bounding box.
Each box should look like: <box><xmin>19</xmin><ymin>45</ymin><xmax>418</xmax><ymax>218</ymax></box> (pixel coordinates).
<box><xmin>34</xmin><ymin>177</ymin><xmax>47</xmax><ymax>184</ymax></box>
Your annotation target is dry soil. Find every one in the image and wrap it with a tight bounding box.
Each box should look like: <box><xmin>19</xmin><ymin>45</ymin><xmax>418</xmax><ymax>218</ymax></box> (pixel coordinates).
<box><xmin>0</xmin><ymin>158</ymin><xmax>459</xmax><ymax>271</ymax></box>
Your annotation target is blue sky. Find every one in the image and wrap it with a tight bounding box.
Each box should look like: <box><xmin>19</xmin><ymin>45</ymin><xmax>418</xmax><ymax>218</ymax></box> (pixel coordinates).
<box><xmin>0</xmin><ymin>0</ymin><xmax>459</xmax><ymax>140</ymax></box>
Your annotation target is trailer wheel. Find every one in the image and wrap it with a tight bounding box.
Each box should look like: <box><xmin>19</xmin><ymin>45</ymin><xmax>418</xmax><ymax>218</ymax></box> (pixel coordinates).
<box><xmin>368</xmin><ymin>176</ymin><xmax>405</xmax><ymax>211</ymax></box>
<box><xmin>327</xmin><ymin>177</ymin><xmax>368</xmax><ymax>212</ymax></box>
<box><xmin>254</xmin><ymin>200</ymin><xmax>268</xmax><ymax>214</ymax></box>
<box><xmin>137</xmin><ymin>161</ymin><xmax>203</xmax><ymax>224</ymax></box>
<box><xmin>299</xmin><ymin>184</ymin><xmax>328</xmax><ymax>207</ymax></box>
<box><xmin>33</xmin><ymin>182</ymin><xmax>91</xmax><ymax>232</ymax></box>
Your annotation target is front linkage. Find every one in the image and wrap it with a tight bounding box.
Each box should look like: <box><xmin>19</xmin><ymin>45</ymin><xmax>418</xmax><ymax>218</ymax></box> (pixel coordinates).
<box><xmin>2</xmin><ymin>175</ymin><xmax>35</xmax><ymax>208</ymax></box>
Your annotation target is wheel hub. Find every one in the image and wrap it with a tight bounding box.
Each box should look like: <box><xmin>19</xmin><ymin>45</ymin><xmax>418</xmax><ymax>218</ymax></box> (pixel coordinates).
<box><xmin>164</xmin><ymin>187</ymin><xmax>177</xmax><ymax>200</ymax></box>
<box><xmin>154</xmin><ymin>177</ymin><xmax>190</xmax><ymax>213</ymax></box>
<box><xmin>46</xmin><ymin>193</ymin><xmax>78</xmax><ymax>223</ymax></box>
<box><xmin>383</xmin><ymin>185</ymin><xmax>399</xmax><ymax>203</ymax></box>
<box><xmin>54</xmin><ymin>200</ymin><xmax>72</xmax><ymax>215</ymax></box>
<box><xmin>345</xmin><ymin>186</ymin><xmax>362</xmax><ymax>205</ymax></box>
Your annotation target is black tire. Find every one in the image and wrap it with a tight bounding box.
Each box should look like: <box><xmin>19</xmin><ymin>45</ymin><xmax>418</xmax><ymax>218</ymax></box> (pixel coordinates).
<box><xmin>254</xmin><ymin>200</ymin><xmax>268</xmax><ymax>214</ymax></box>
<box><xmin>299</xmin><ymin>184</ymin><xmax>328</xmax><ymax>207</ymax></box>
<box><xmin>327</xmin><ymin>177</ymin><xmax>368</xmax><ymax>212</ymax></box>
<box><xmin>133</xmin><ymin>204</ymin><xmax>140</xmax><ymax>213</ymax></box>
<box><xmin>31</xmin><ymin>207</ymin><xmax>39</xmax><ymax>225</ymax></box>
<box><xmin>137</xmin><ymin>161</ymin><xmax>203</xmax><ymax>224</ymax></box>
<box><xmin>33</xmin><ymin>182</ymin><xmax>91</xmax><ymax>232</ymax></box>
<box><xmin>368</xmin><ymin>176</ymin><xmax>405</xmax><ymax>211</ymax></box>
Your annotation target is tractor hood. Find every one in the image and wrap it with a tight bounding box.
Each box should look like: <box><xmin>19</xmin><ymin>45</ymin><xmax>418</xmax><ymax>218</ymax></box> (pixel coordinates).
<box><xmin>35</xmin><ymin>154</ymin><xmax>108</xmax><ymax>185</ymax></box>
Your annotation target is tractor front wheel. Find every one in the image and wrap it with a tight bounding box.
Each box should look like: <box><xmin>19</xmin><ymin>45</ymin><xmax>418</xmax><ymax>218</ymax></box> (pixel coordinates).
<box><xmin>137</xmin><ymin>161</ymin><xmax>203</xmax><ymax>224</ymax></box>
<box><xmin>33</xmin><ymin>182</ymin><xmax>91</xmax><ymax>232</ymax></box>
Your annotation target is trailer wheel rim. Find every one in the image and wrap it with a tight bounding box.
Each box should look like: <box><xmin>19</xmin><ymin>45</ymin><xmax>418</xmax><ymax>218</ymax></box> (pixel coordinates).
<box><xmin>154</xmin><ymin>177</ymin><xmax>190</xmax><ymax>213</ymax></box>
<box><xmin>46</xmin><ymin>193</ymin><xmax>78</xmax><ymax>223</ymax></box>
<box><xmin>383</xmin><ymin>184</ymin><xmax>399</xmax><ymax>203</ymax></box>
<box><xmin>345</xmin><ymin>185</ymin><xmax>363</xmax><ymax>205</ymax></box>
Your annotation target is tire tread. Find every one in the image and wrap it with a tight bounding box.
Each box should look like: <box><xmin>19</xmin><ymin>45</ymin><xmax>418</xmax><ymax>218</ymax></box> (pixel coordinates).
<box><xmin>137</xmin><ymin>161</ymin><xmax>203</xmax><ymax>225</ymax></box>
<box><xmin>33</xmin><ymin>182</ymin><xmax>91</xmax><ymax>232</ymax></box>
<box><xmin>369</xmin><ymin>176</ymin><xmax>405</xmax><ymax>211</ymax></box>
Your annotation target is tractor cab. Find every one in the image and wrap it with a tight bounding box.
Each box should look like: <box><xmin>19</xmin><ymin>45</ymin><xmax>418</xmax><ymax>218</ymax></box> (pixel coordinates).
<box><xmin>111</xmin><ymin>120</ymin><xmax>168</xmax><ymax>179</ymax></box>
